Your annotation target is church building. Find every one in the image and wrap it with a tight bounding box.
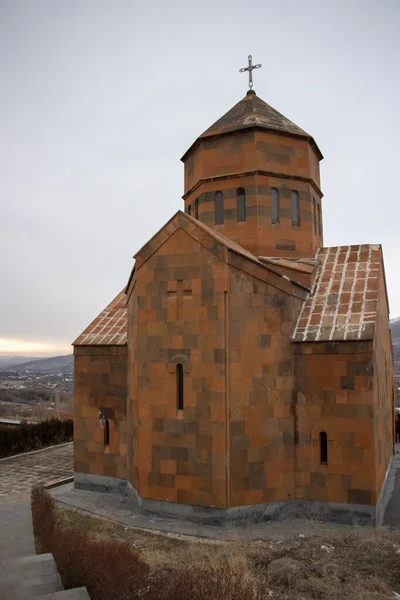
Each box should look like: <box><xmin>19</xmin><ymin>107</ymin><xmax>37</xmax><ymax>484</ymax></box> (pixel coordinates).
<box><xmin>73</xmin><ymin>64</ymin><xmax>394</xmax><ymax>525</ymax></box>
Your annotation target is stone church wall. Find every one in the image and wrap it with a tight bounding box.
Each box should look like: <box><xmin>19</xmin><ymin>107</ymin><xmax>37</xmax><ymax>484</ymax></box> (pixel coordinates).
<box><xmin>74</xmin><ymin>345</ymin><xmax>127</xmax><ymax>488</ymax></box>
<box><xmin>293</xmin><ymin>341</ymin><xmax>378</xmax><ymax>507</ymax></box>
<box><xmin>127</xmin><ymin>227</ymin><xmax>230</xmax><ymax>508</ymax></box>
<box><xmin>227</xmin><ymin>265</ymin><xmax>303</xmax><ymax>507</ymax></box>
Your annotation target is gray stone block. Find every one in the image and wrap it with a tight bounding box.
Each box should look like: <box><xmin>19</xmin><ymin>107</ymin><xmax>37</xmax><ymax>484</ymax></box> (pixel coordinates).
<box><xmin>74</xmin><ymin>472</ymin><xmax>126</xmax><ymax>494</ymax></box>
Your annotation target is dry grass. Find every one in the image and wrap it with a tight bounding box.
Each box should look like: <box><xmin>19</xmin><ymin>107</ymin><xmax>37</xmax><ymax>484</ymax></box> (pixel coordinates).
<box><xmin>32</xmin><ymin>486</ymin><xmax>400</xmax><ymax>600</ymax></box>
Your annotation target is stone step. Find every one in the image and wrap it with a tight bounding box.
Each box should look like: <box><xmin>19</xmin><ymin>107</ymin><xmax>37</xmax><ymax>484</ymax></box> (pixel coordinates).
<box><xmin>35</xmin><ymin>588</ymin><xmax>91</xmax><ymax>599</ymax></box>
<box><xmin>0</xmin><ymin>553</ymin><xmax>64</xmax><ymax>599</ymax></box>
<box><xmin>0</xmin><ymin>553</ymin><xmax>56</xmax><ymax>572</ymax></box>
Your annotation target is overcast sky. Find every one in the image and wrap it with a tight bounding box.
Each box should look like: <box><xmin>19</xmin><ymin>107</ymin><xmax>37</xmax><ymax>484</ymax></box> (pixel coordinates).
<box><xmin>0</xmin><ymin>0</ymin><xmax>399</xmax><ymax>356</ymax></box>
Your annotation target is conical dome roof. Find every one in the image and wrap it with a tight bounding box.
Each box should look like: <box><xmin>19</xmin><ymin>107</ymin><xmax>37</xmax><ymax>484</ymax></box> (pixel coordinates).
<box><xmin>200</xmin><ymin>90</ymin><xmax>310</xmax><ymax>139</ymax></box>
<box><xmin>181</xmin><ymin>90</ymin><xmax>322</xmax><ymax>161</ymax></box>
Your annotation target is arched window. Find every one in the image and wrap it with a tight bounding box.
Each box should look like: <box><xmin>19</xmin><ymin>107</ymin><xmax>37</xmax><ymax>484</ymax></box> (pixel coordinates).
<box><xmin>194</xmin><ymin>198</ymin><xmax>199</xmax><ymax>219</ymax></box>
<box><xmin>320</xmin><ymin>431</ymin><xmax>328</xmax><ymax>464</ymax></box>
<box><xmin>187</xmin><ymin>204</ymin><xmax>192</xmax><ymax>216</ymax></box>
<box><xmin>291</xmin><ymin>191</ymin><xmax>300</xmax><ymax>226</ymax></box>
<box><xmin>271</xmin><ymin>188</ymin><xmax>279</xmax><ymax>223</ymax></box>
<box><xmin>176</xmin><ymin>363</ymin><xmax>184</xmax><ymax>410</ymax></box>
<box><xmin>317</xmin><ymin>203</ymin><xmax>322</xmax><ymax>236</ymax></box>
<box><xmin>313</xmin><ymin>197</ymin><xmax>317</xmax><ymax>234</ymax></box>
<box><xmin>237</xmin><ymin>188</ymin><xmax>246</xmax><ymax>222</ymax></box>
<box><xmin>104</xmin><ymin>419</ymin><xmax>110</xmax><ymax>447</ymax></box>
<box><xmin>215</xmin><ymin>191</ymin><xmax>224</xmax><ymax>225</ymax></box>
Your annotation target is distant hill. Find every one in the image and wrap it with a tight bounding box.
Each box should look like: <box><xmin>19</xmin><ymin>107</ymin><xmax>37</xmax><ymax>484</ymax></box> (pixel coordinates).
<box><xmin>1</xmin><ymin>354</ymin><xmax>73</xmax><ymax>375</ymax></box>
<box><xmin>0</xmin><ymin>356</ymin><xmax>38</xmax><ymax>368</ymax></box>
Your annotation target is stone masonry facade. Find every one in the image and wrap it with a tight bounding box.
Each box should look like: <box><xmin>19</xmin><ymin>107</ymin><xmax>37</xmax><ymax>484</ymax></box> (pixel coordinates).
<box><xmin>73</xmin><ymin>89</ymin><xmax>394</xmax><ymax>525</ymax></box>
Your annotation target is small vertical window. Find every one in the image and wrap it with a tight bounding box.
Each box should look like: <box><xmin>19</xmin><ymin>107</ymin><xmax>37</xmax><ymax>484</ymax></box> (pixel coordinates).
<box><xmin>320</xmin><ymin>431</ymin><xmax>328</xmax><ymax>464</ymax></box>
<box><xmin>313</xmin><ymin>198</ymin><xmax>317</xmax><ymax>234</ymax></box>
<box><xmin>187</xmin><ymin>204</ymin><xmax>192</xmax><ymax>216</ymax></box>
<box><xmin>271</xmin><ymin>188</ymin><xmax>279</xmax><ymax>223</ymax></box>
<box><xmin>177</xmin><ymin>364</ymin><xmax>184</xmax><ymax>410</ymax></box>
<box><xmin>291</xmin><ymin>191</ymin><xmax>300</xmax><ymax>226</ymax></box>
<box><xmin>237</xmin><ymin>188</ymin><xmax>246</xmax><ymax>222</ymax></box>
<box><xmin>215</xmin><ymin>191</ymin><xmax>224</xmax><ymax>225</ymax></box>
<box><xmin>194</xmin><ymin>198</ymin><xmax>199</xmax><ymax>219</ymax></box>
<box><xmin>104</xmin><ymin>419</ymin><xmax>110</xmax><ymax>447</ymax></box>
<box><xmin>318</xmin><ymin>203</ymin><xmax>322</xmax><ymax>236</ymax></box>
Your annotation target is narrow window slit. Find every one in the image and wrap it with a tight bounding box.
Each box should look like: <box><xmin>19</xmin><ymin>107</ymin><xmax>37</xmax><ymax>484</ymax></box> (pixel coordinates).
<box><xmin>291</xmin><ymin>190</ymin><xmax>300</xmax><ymax>226</ymax></box>
<box><xmin>318</xmin><ymin>202</ymin><xmax>322</xmax><ymax>236</ymax></box>
<box><xmin>104</xmin><ymin>419</ymin><xmax>110</xmax><ymax>447</ymax></box>
<box><xmin>271</xmin><ymin>188</ymin><xmax>279</xmax><ymax>223</ymax></box>
<box><xmin>320</xmin><ymin>431</ymin><xmax>328</xmax><ymax>464</ymax></box>
<box><xmin>177</xmin><ymin>363</ymin><xmax>184</xmax><ymax>410</ymax></box>
<box><xmin>313</xmin><ymin>197</ymin><xmax>317</xmax><ymax>234</ymax></box>
<box><xmin>215</xmin><ymin>191</ymin><xmax>224</xmax><ymax>224</ymax></box>
<box><xmin>237</xmin><ymin>188</ymin><xmax>246</xmax><ymax>222</ymax></box>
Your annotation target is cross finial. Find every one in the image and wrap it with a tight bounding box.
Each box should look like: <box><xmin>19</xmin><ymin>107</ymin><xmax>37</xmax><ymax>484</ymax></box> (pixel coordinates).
<box><xmin>239</xmin><ymin>55</ymin><xmax>262</xmax><ymax>91</ymax></box>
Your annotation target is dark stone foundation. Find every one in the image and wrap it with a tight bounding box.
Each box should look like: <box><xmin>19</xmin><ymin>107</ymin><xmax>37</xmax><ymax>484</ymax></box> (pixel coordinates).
<box><xmin>74</xmin><ymin>462</ymin><xmax>394</xmax><ymax>527</ymax></box>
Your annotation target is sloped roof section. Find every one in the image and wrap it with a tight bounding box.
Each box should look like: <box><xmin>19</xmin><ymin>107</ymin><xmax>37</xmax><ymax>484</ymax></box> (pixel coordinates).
<box><xmin>73</xmin><ymin>289</ymin><xmax>127</xmax><ymax>346</ymax></box>
<box><xmin>293</xmin><ymin>245</ymin><xmax>382</xmax><ymax>342</ymax></box>
<box><xmin>258</xmin><ymin>256</ymin><xmax>318</xmax><ymax>274</ymax></box>
<box><xmin>200</xmin><ymin>91</ymin><xmax>309</xmax><ymax>139</ymax></box>
<box><xmin>258</xmin><ymin>256</ymin><xmax>319</xmax><ymax>291</ymax></box>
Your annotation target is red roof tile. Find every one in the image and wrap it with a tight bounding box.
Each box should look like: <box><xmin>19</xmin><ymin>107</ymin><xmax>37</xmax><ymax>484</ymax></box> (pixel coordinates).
<box><xmin>293</xmin><ymin>245</ymin><xmax>382</xmax><ymax>342</ymax></box>
<box><xmin>73</xmin><ymin>290</ymin><xmax>127</xmax><ymax>346</ymax></box>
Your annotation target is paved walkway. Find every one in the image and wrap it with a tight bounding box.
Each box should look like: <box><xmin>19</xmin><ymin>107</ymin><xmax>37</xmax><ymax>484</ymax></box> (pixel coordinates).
<box><xmin>383</xmin><ymin>452</ymin><xmax>400</xmax><ymax>528</ymax></box>
<box><xmin>0</xmin><ymin>443</ymin><xmax>73</xmax><ymax>561</ymax></box>
<box><xmin>50</xmin><ymin>482</ymin><xmax>372</xmax><ymax>541</ymax></box>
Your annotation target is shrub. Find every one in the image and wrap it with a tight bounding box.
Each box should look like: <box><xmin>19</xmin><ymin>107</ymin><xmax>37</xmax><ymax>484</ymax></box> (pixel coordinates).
<box><xmin>32</xmin><ymin>487</ymin><xmax>149</xmax><ymax>600</ymax></box>
<box><xmin>0</xmin><ymin>418</ymin><xmax>73</xmax><ymax>458</ymax></box>
<box><xmin>31</xmin><ymin>487</ymin><xmax>264</xmax><ymax>600</ymax></box>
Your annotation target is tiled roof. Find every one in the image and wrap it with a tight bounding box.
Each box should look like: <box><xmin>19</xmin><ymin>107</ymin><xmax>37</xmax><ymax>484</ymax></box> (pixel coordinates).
<box><xmin>200</xmin><ymin>91</ymin><xmax>309</xmax><ymax>139</ymax></box>
<box><xmin>73</xmin><ymin>290</ymin><xmax>127</xmax><ymax>346</ymax></box>
<box><xmin>293</xmin><ymin>245</ymin><xmax>382</xmax><ymax>342</ymax></box>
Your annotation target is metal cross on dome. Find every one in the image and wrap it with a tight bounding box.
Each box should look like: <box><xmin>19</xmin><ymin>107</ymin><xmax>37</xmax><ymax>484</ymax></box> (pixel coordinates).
<box><xmin>239</xmin><ymin>55</ymin><xmax>262</xmax><ymax>90</ymax></box>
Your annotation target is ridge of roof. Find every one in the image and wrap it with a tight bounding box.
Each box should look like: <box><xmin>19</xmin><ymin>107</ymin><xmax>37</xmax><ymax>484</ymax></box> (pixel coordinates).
<box><xmin>131</xmin><ymin>211</ymin><xmax>308</xmax><ymax>297</ymax></box>
<box><xmin>258</xmin><ymin>256</ymin><xmax>319</xmax><ymax>274</ymax></box>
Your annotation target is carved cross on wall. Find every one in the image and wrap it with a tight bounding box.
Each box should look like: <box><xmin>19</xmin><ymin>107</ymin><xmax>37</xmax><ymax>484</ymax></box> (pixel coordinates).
<box><xmin>167</xmin><ymin>280</ymin><xmax>192</xmax><ymax>321</ymax></box>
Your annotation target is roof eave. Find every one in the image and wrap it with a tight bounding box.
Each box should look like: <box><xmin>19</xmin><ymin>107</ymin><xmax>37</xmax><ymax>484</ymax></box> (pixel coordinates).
<box><xmin>181</xmin><ymin>126</ymin><xmax>323</xmax><ymax>163</ymax></box>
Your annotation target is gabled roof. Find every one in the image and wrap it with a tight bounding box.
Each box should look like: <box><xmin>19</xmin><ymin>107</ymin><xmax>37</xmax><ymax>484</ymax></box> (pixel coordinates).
<box><xmin>201</xmin><ymin>91</ymin><xmax>309</xmax><ymax>139</ymax></box>
<box><xmin>73</xmin><ymin>289</ymin><xmax>127</xmax><ymax>346</ymax></box>
<box><xmin>181</xmin><ymin>91</ymin><xmax>323</xmax><ymax>162</ymax></box>
<box><xmin>293</xmin><ymin>245</ymin><xmax>382</xmax><ymax>342</ymax></box>
<box><xmin>128</xmin><ymin>210</ymin><xmax>308</xmax><ymax>300</ymax></box>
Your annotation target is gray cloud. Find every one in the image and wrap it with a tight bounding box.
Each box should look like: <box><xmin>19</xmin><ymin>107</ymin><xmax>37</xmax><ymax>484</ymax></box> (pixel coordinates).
<box><xmin>0</xmin><ymin>0</ymin><xmax>399</xmax><ymax>353</ymax></box>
